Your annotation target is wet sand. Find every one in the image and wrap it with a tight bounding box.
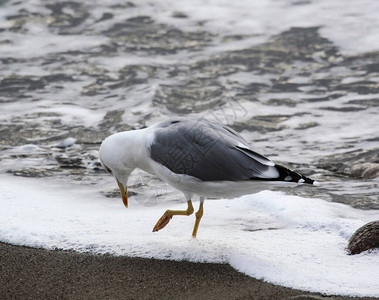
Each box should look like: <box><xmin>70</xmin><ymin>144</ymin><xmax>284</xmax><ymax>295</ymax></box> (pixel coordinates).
<box><xmin>0</xmin><ymin>242</ymin><xmax>374</xmax><ymax>300</ymax></box>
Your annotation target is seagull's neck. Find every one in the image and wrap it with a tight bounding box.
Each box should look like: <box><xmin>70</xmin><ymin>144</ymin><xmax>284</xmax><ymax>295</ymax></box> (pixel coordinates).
<box><xmin>116</xmin><ymin>128</ymin><xmax>154</xmax><ymax>174</ymax></box>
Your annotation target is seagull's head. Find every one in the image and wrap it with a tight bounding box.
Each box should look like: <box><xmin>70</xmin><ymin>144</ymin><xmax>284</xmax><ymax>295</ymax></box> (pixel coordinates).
<box><xmin>99</xmin><ymin>132</ymin><xmax>137</xmax><ymax>208</ymax></box>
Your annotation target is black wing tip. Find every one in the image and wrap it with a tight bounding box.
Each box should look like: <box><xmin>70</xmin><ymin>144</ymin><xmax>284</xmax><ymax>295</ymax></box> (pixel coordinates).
<box><xmin>275</xmin><ymin>164</ymin><xmax>315</xmax><ymax>185</ymax></box>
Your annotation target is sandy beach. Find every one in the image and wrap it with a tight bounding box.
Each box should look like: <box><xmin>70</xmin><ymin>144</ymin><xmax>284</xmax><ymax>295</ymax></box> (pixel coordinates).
<box><xmin>0</xmin><ymin>242</ymin><xmax>375</xmax><ymax>300</ymax></box>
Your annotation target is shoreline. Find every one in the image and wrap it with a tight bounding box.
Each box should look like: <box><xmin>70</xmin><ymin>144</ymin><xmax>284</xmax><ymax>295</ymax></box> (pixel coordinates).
<box><xmin>0</xmin><ymin>242</ymin><xmax>375</xmax><ymax>300</ymax></box>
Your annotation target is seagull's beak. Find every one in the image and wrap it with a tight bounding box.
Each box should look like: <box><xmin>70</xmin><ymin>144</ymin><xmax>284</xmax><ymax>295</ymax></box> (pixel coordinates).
<box><xmin>117</xmin><ymin>179</ymin><xmax>128</xmax><ymax>208</ymax></box>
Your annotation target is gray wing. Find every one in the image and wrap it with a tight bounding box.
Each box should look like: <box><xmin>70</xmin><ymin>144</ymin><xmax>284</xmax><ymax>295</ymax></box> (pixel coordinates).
<box><xmin>149</xmin><ymin>119</ymin><xmax>279</xmax><ymax>181</ymax></box>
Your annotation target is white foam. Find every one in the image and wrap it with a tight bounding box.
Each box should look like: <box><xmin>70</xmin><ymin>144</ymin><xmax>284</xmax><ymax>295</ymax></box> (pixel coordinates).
<box><xmin>0</xmin><ymin>174</ymin><xmax>378</xmax><ymax>297</ymax></box>
<box><xmin>0</xmin><ymin>10</ymin><xmax>108</xmax><ymax>60</ymax></box>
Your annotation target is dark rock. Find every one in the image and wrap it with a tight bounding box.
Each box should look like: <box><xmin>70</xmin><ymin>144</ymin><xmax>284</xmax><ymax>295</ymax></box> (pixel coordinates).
<box><xmin>348</xmin><ymin>221</ymin><xmax>379</xmax><ymax>255</ymax></box>
<box><xmin>350</xmin><ymin>163</ymin><xmax>379</xmax><ymax>179</ymax></box>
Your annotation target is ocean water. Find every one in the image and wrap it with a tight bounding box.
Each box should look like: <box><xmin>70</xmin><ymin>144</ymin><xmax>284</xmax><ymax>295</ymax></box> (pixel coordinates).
<box><xmin>0</xmin><ymin>0</ymin><xmax>378</xmax><ymax>296</ymax></box>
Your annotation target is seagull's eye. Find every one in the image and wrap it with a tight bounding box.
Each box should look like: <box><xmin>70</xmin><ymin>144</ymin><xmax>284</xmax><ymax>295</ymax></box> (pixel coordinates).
<box><xmin>104</xmin><ymin>165</ymin><xmax>112</xmax><ymax>175</ymax></box>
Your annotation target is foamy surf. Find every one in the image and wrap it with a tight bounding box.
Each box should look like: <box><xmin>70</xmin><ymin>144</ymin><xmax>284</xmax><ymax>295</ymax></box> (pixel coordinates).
<box><xmin>0</xmin><ymin>175</ymin><xmax>377</xmax><ymax>297</ymax></box>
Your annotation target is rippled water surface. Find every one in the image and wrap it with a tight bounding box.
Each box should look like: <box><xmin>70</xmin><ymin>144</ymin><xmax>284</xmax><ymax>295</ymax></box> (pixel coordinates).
<box><xmin>1</xmin><ymin>0</ymin><xmax>378</xmax><ymax>209</ymax></box>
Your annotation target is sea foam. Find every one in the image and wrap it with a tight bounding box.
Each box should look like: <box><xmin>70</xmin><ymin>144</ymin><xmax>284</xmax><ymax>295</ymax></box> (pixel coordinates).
<box><xmin>0</xmin><ymin>174</ymin><xmax>378</xmax><ymax>297</ymax></box>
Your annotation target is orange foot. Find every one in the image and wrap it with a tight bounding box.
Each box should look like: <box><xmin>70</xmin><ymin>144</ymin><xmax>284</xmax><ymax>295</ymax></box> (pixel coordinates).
<box><xmin>152</xmin><ymin>214</ymin><xmax>173</xmax><ymax>232</ymax></box>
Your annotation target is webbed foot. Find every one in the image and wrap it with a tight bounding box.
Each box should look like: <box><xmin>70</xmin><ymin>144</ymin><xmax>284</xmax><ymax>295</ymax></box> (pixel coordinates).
<box><xmin>152</xmin><ymin>214</ymin><xmax>172</xmax><ymax>232</ymax></box>
<box><xmin>152</xmin><ymin>200</ymin><xmax>194</xmax><ymax>233</ymax></box>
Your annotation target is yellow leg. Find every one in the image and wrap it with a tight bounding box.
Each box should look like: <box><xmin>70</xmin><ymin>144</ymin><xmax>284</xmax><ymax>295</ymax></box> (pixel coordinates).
<box><xmin>153</xmin><ymin>200</ymin><xmax>194</xmax><ymax>232</ymax></box>
<box><xmin>192</xmin><ymin>199</ymin><xmax>204</xmax><ymax>238</ymax></box>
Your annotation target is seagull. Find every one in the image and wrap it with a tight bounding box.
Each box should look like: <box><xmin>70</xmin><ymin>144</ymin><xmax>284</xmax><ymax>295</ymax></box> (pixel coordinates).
<box><xmin>99</xmin><ymin>118</ymin><xmax>315</xmax><ymax>237</ymax></box>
